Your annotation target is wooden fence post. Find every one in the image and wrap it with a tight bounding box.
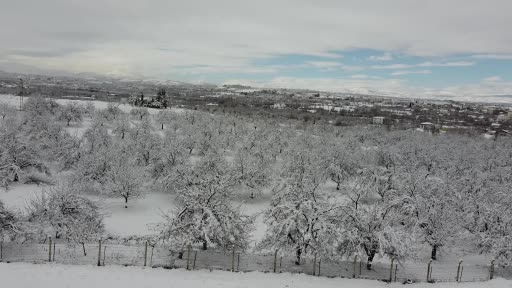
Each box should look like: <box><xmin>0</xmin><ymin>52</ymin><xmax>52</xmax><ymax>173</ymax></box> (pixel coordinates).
<box><xmin>353</xmin><ymin>255</ymin><xmax>360</xmax><ymax>278</ymax></box>
<box><xmin>103</xmin><ymin>246</ymin><xmax>107</xmax><ymax>266</ymax></box>
<box><xmin>490</xmin><ymin>259</ymin><xmax>495</xmax><ymax>280</ymax></box>
<box><xmin>231</xmin><ymin>246</ymin><xmax>235</xmax><ymax>272</ymax></box>
<box><xmin>48</xmin><ymin>237</ymin><xmax>52</xmax><ymax>262</ymax></box>
<box><xmin>237</xmin><ymin>253</ymin><xmax>240</xmax><ymax>271</ymax></box>
<box><xmin>427</xmin><ymin>259</ymin><xmax>433</xmax><ymax>282</ymax></box>
<box><xmin>313</xmin><ymin>254</ymin><xmax>317</xmax><ymax>276</ymax></box>
<box><xmin>456</xmin><ymin>259</ymin><xmax>463</xmax><ymax>282</ymax></box>
<box><xmin>192</xmin><ymin>251</ymin><xmax>197</xmax><ymax>270</ymax></box>
<box><xmin>150</xmin><ymin>245</ymin><xmax>154</xmax><ymax>267</ymax></box>
<box><xmin>389</xmin><ymin>258</ymin><xmax>396</xmax><ymax>282</ymax></box>
<box><xmin>273</xmin><ymin>250</ymin><xmax>278</xmax><ymax>273</ymax></box>
<box><xmin>144</xmin><ymin>241</ymin><xmax>148</xmax><ymax>267</ymax></box>
<box><xmin>97</xmin><ymin>240</ymin><xmax>102</xmax><ymax>267</ymax></box>
<box><xmin>186</xmin><ymin>245</ymin><xmax>191</xmax><ymax>270</ymax></box>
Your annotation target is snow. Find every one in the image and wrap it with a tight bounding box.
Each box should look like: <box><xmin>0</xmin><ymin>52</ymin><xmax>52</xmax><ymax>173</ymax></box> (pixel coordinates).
<box><xmin>0</xmin><ymin>262</ymin><xmax>508</xmax><ymax>288</ymax></box>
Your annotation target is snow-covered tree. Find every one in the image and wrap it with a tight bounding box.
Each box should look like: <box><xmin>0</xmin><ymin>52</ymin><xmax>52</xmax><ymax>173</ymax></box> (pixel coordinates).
<box><xmin>57</xmin><ymin>102</ymin><xmax>83</xmax><ymax>126</ymax></box>
<box><xmin>327</xmin><ymin>146</ymin><xmax>360</xmax><ymax>190</ymax></box>
<box><xmin>259</xmin><ymin>138</ymin><xmax>340</xmax><ymax>264</ymax></box>
<box><xmin>26</xmin><ymin>187</ymin><xmax>104</xmax><ymax>255</ymax></box>
<box><xmin>104</xmin><ymin>149</ymin><xmax>145</xmax><ymax>208</ymax></box>
<box><xmin>232</xmin><ymin>131</ymin><xmax>274</xmax><ymax>198</ymax></box>
<box><xmin>339</xmin><ymin>168</ymin><xmax>417</xmax><ymax>270</ymax></box>
<box><xmin>159</xmin><ymin>154</ymin><xmax>253</xmax><ymax>251</ymax></box>
<box><xmin>155</xmin><ymin>109</ymin><xmax>173</xmax><ymax>130</ymax></box>
<box><xmin>130</xmin><ymin>107</ymin><xmax>150</xmax><ymax>120</ymax></box>
<box><xmin>0</xmin><ymin>116</ymin><xmax>46</xmax><ymax>185</ymax></box>
<box><xmin>128</xmin><ymin>118</ymin><xmax>161</xmax><ymax>166</ymax></box>
<box><xmin>112</xmin><ymin>114</ymin><xmax>131</xmax><ymax>140</ymax></box>
<box><xmin>0</xmin><ymin>103</ymin><xmax>17</xmax><ymax>120</ymax></box>
<box><xmin>0</xmin><ymin>200</ymin><xmax>18</xmax><ymax>240</ymax></box>
<box><xmin>396</xmin><ymin>171</ymin><xmax>457</xmax><ymax>260</ymax></box>
<box><xmin>23</xmin><ymin>96</ymin><xmax>59</xmax><ymax>118</ymax></box>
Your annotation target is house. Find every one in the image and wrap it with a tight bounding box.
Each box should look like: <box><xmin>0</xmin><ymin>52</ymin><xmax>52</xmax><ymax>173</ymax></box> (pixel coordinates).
<box><xmin>373</xmin><ymin>116</ymin><xmax>385</xmax><ymax>125</ymax></box>
<box><xmin>419</xmin><ymin>122</ymin><xmax>436</xmax><ymax>132</ymax></box>
<box><xmin>497</xmin><ymin>114</ymin><xmax>508</xmax><ymax>122</ymax></box>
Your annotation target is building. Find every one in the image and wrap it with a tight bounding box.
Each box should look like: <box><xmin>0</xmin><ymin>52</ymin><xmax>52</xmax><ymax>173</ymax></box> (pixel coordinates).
<box><xmin>373</xmin><ymin>116</ymin><xmax>385</xmax><ymax>125</ymax></box>
<box><xmin>497</xmin><ymin>114</ymin><xmax>508</xmax><ymax>122</ymax></box>
<box><xmin>420</xmin><ymin>122</ymin><xmax>436</xmax><ymax>132</ymax></box>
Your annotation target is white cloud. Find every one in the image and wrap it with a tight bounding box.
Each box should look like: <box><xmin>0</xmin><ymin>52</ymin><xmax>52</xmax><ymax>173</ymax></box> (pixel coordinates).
<box><xmin>483</xmin><ymin>76</ymin><xmax>502</xmax><ymax>82</ymax></box>
<box><xmin>391</xmin><ymin>70</ymin><xmax>431</xmax><ymax>76</ymax></box>
<box><xmin>305</xmin><ymin>61</ymin><xmax>364</xmax><ymax>72</ymax></box>
<box><xmin>371</xmin><ymin>64</ymin><xmax>412</xmax><ymax>70</ymax></box>
<box><xmin>372</xmin><ymin>61</ymin><xmax>474</xmax><ymax>70</ymax></box>
<box><xmin>417</xmin><ymin>61</ymin><xmax>474</xmax><ymax>67</ymax></box>
<box><xmin>368</xmin><ymin>52</ymin><xmax>393</xmax><ymax>61</ymax></box>
<box><xmin>471</xmin><ymin>54</ymin><xmax>512</xmax><ymax>60</ymax></box>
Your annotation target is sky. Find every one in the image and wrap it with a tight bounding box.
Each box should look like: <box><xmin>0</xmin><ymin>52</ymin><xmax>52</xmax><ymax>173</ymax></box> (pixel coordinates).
<box><xmin>1</xmin><ymin>0</ymin><xmax>512</xmax><ymax>102</ymax></box>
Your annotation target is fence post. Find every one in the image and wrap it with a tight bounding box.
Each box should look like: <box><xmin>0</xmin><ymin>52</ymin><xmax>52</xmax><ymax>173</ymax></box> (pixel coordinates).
<box><xmin>237</xmin><ymin>253</ymin><xmax>240</xmax><ymax>271</ymax></box>
<box><xmin>427</xmin><ymin>259</ymin><xmax>433</xmax><ymax>282</ymax></box>
<box><xmin>97</xmin><ymin>240</ymin><xmax>102</xmax><ymax>267</ymax></box>
<box><xmin>48</xmin><ymin>237</ymin><xmax>52</xmax><ymax>262</ymax></box>
<box><xmin>186</xmin><ymin>245</ymin><xmax>191</xmax><ymax>270</ymax></box>
<box><xmin>456</xmin><ymin>259</ymin><xmax>463</xmax><ymax>282</ymax></box>
<box><xmin>103</xmin><ymin>246</ymin><xmax>107</xmax><ymax>266</ymax></box>
<box><xmin>490</xmin><ymin>259</ymin><xmax>495</xmax><ymax>280</ymax></box>
<box><xmin>389</xmin><ymin>258</ymin><xmax>396</xmax><ymax>282</ymax></box>
<box><xmin>193</xmin><ymin>251</ymin><xmax>197</xmax><ymax>270</ymax></box>
<box><xmin>1</xmin><ymin>241</ymin><xmax>3</xmax><ymax>261</ymax></box>
<box><xmin>150</xmin><ymin>245</ymin><xmax>154</xmax><ymax>267</ymax></box>
<box><xmin>273</xmin><ymin>250</ymin><xmax>278</xmax><ymax>273</ymax></box>
<box><xmin>144</xmin><ymin>241</ymin><xmax>148</xmax><ymax>267</ymax></box>
<box><xmin>53</xmin><ymin>242</ymin><xmax>56</xmax><ymax>262</ymax></box>
<box><xmin>231</xmin><ymin>246</ymin><xmax>235</xmax><ymax>272</ymax></box>
<box><xmin>313</xmin><ymin>254</ymin><xmax>317</xmax><ymax>276</ymax></box>
<box><xmin>318</xmin><ymin>259</ymin><xmax>321</xmax><ymax>277</ymax></box>
<box><xmin>352</xmin><ymin>255</ymin><xmax>360</xmax><ymax>278</ymax></box>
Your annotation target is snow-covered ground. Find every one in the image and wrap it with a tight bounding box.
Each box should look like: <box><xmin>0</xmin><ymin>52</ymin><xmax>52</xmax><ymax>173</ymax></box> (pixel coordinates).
<box><xmin>0</xmin><ymin>262</ymin><xmax>507</xmax><ymax>288</ymax></box>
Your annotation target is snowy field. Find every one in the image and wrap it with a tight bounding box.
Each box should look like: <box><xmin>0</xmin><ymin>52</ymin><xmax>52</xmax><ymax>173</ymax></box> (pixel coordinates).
<box><xmin>0</xmin><ymin>262</ymin><xmax>509</xmax><ymax>288</ymax></box>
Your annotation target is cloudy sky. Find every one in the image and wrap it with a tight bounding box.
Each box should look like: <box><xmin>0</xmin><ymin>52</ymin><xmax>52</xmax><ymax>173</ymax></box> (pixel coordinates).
<box><xmin>1</xmin><ymin>0</ymin><xmax>512</xmax><ymax>101</ymax></box>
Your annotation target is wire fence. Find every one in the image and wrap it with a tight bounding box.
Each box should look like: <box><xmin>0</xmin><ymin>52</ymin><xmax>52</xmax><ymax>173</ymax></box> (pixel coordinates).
<box><xmin>0</xmin><ymin>240</ymin><xmax>508</xmax><ymax>283</ymax></box>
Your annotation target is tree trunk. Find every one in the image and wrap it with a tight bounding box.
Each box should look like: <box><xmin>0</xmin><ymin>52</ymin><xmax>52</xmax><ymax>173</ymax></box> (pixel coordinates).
<box><xmin>336</xmin><ymin>182</ymin><xmax>340</xmax><ymax>190</ymax></box>
<box><xmin>202</xmin><ymin>240</ymin><xmax>207</xmax><ymax>250</ymax></box>
<box><xmin>13</xmin><ymin>173</ymin><xmax>18</xmax><ymax>182</ymax></box>
<box><xmin>161</xmin><ymin>123</ymin><xmax>164</xmax><ymax>130</ymax></box>
<box><xmin>124</xmin><ymin>196</ymin><xmax>128</xmax><ymax>208</ymax></box>
<box><xmin>366</xmin><ymin>250</ymin><xmax>376</xmax><ymax>270</ymax></box>
<box><xmin>295</xmin><ymin>248</ymin><xmax>302</xmax><ymax>265</ymax></box>
<box><xmin>82</xmin><ymin>243</ymin><xmax>87</xmax><ymax>256</ymax></box>
<box><xmin>431</xmin><ymin>244</ymin><xmax>438</xmax><ymax>260</ymax></box>
<box><xmin>67</xmin><ymin>120</ymin><xmax>71</xmax><ymax>126</ymax></box>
